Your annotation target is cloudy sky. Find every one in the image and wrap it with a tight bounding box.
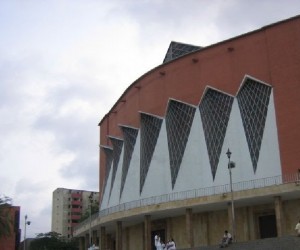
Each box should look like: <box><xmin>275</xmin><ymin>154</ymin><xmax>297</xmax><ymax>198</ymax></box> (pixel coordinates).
<box><xmin>1</xmin><ymin>0</ymin><xmax>299</xmax><ymax>239</ymax></box>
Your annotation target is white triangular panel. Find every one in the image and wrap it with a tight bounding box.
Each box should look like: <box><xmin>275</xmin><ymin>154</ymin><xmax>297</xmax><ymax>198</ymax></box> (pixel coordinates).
<box><xmin>173</xmin><ymin>110</ymin><xmax>212</xmax><ymax>191</ymax></box>
<box><xmin>107</xmin><ymin>150</ymin><xmax>124</xmax><ymax>207</ymax></box>
<box><xmin>215</xmin><ymin>98</ymin><xmax>255</xmax><ymax>187</ymax></box>
<box><xmin>120</xmin><ymin>132</ymin><xmax>141</xmax><ymax>204</ymax></box>
<box><xmin>140</xmin><ymin>119</ymin><xmax>172</xmax><ymax>199</ymax></box>
<box><xmin>254</xmin><ymin>91</ymin><xmax>282</xmax><ymax>178</ymax></box>
<box><xmin>100</xmin><ymin>166</ymin><xmax>113</xmax><ymax>210</ymax></box>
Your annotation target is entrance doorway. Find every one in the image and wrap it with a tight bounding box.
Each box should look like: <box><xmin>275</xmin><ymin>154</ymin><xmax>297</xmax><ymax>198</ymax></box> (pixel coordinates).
<box><xmin>258</xmin><ymin>214</ymin><xmax>277</xmax><ymax>238</ymax></box>
<box><xmin>151</xmin><ymin>229</ymin><xmax>165</xmax><ymax>250</ymax></box>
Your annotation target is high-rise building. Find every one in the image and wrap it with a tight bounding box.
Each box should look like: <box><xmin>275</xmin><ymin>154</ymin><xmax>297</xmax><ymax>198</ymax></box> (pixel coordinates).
<box><xmin>51</xmin><ymin>188</ymin><xmax>99</xmax><ymax>239</ymax></box>
<box><xmin>74</xmin><ymin>15</ymin><xmax>300</xmax><ymax>250</ymax></box>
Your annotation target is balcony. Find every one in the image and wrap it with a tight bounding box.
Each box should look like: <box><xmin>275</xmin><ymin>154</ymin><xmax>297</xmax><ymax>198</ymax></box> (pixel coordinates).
<box><xmin>71</xmin><ymin>200</ymin><xmax>82</xmax><ymax>205</ymax></box>
<box><xmin>71</xmin><ymin>193</ymin><xmax>82</xmax><ymax>199</ymax></box>
<box><xmin>73</xmin><ymin>172</ymin><xmax>300</xmax><ymax>237</ymax></box>
<box><xmin>71</xmin><ymin>222</ymin><xmax>79</xmax><ymax>228</ymax></box>
<box><xmin>71</xmin><ymin>207</ymin><xmax>82</xmax><ymax>213</ymax></box>
<box><xmin>71</xmin><ymin>214</ymin><xmax>81</xmax><ymax>220</ymax></box>
<box><xmin>98</xmin><ymin>173</ymin><xmax>299</xmax><ymax>217</ymax></box>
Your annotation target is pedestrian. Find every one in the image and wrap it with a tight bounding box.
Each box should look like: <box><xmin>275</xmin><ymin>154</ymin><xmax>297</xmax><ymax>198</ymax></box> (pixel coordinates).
<box><xmin>219</xmin><ymin>230</ymin><xmax>232</xmax><ymax>248</ymax></box>
<box><xmin>157</xmin><ymin>238</ymin><xmax>165</xmax><ymax>250</ymax></box>
<box><xmin>166</xmin><ymin>238</ymin><xmax>176</xmax><ymax>249</ymax></box>
<box><xmin>154</xmin><ymin>234</ymin><xmax>160</xmax><ymax>250</ymax></box>
<box><xmin>295</xmin><ymin>220</ymin><xmax>300</xmax><ymax>237</ymax></box>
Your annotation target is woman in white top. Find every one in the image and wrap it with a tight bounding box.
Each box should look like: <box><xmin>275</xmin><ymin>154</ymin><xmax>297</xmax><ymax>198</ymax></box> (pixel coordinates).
<box><xmin>155</xmin><ymin>235</ymin><xmax>165</xmax><ymax>250</ymax></box>
<box><xmin>166</xmin><ymin>238</ymin><xmax>176</xmax><ymax>250</ymax></box>
<box><xmin>295</xmin><ymin>220</ymin><xmax>300</xmax><ymax>236</ymax></box>
<box><xmin>156</xmin><ymin>239</ymin><xmax>165</xmax><ymax>250</ymax></box>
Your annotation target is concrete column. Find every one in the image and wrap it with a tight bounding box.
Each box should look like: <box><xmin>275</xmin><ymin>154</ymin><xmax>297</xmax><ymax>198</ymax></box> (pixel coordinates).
<box><xmin>204</xmin><ymin>212</ymin><xmax>209</xmax><ymax>246</ymax></box>
<box><xmin>85</xmin><ymin>234</ymin><xmax>89</xmax><ymax>249</ymax></box>
<box><xmin>100</xmin><ymin>226</ymin><xmax>106</xmax><ymax>250</ymax></box>
<box><xmin>227</xmin><ymin>202</ymin><xmax>233</xmax><ymax>234</ymax></box>
<box><xmin>116</xmin><ymin>221</ymin><xmax>122</xmax><ymax>250</ymax></box>
<box><xmin>247</xmin><ymin>206</ymin><xmax>255</xmax><ymax>240</ymax></box>
<box><xmin>186</xmin><ymin>208</ymin><xmax>194</xmax><ymax>248</ymax></box>
<box><xmin>125</xmin><ymin>227</ymin><xmax>130</xmax><ymax>250</ymax></box>
<box><xmin>92</xmin><ymin>229</ymin><xmax>97</xmax><ymax>245</ymax></box>
<box><xmin>274</xmin><ymin>196</ymin><xmax>284</xmax><ymax>236</ymax></box>
<box><xmin>166</xmin><ymin>217</ymin><xmax>172</xmax><ymax>240</ymax></box>
<box><xmin>107</xmin><ymin>234</ymin><xmax>112</xmax><ymax>250</ymax></box>
<box><xmin>144</xmin><ymin>215</ymin><xmax>151</xmax><ymax>250</ymax></box>
<box><xmin>79</xmin><ymin>236</ymin><xmax>85</xmax><ymax>250</ymax></box>
<box><xmin>241</xmin><ymin>207</ymin><xmax>248</xmax><ymax>241</ymax></box>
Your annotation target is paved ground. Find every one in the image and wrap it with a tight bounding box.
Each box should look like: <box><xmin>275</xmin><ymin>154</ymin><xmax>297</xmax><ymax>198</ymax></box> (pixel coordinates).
<box><xmin>179</xmin><ymin>235</ymin><xmax>300</xmax><ymax>250</ymax></box>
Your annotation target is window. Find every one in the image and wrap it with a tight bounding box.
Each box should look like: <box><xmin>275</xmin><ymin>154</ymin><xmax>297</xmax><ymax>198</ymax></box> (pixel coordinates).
<box><xmin>166</xmin><ymin>100</ymin><xmax>196</xmax><ymax>188</ymax></box>
<box><xmin>140</xmin><ymin>113</ymin><xmax>163</xmax><ymax>194</ymax></box>
<box><xmin>199</xmin><ymin>88</ymin><xmax>234</xmax><ymax>179</ymax></box>
<box><xmin>237</xmin><ymin>78</ymin><xmax>272</xmax><ymax>172</ymax></box>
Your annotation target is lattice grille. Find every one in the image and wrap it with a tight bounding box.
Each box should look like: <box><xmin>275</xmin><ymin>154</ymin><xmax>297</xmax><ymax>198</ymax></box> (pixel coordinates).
<box><xmin>199</xmin><ymin>89</ymin><xmax>234</xmax><ymax>179</ymax></box>
<box><xmin>101</xmin><ymin>146</ymin><xmax>113</xmax><ymax>192</ymax></box>
<box><xmin>108</xmin><ymin>137</ymin><xmax>123</xmax><ymax>199</ymax></box>
<box><xmin>140</xmin><ymin>113</ymin><xmax>163</xmax><ymax>194</ymax></box>
<box><xmin>237</xmin><ymin>78</ymin><xmax>272</xmax><ymax>172</ymax></box>
<box><xmin>119</xmin><ymin>126</ymin><xmax>138</xmax><ymax>199</ymax></box>
<box><xmin>166</xmin><ymin>100</ymin><xmax>196</xmax><ymax>188</ymax></box>
<box><xmin>163</xmin><ymin>41</ymin><xmax>201</xmax><ymax>63</ymax></box>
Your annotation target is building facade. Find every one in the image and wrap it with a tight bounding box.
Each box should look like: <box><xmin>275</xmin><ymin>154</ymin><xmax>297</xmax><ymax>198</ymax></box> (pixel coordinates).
<box><xmin>51</xmin><ymin>188</ymin><xmax>99</xmax><ymax>239</ymax></box>
<box><xmin>0</xmin><ymin>206</ymin><xmax>20</xmax><ymax>250</ymax></box>
<box><xmin>73</xmin><ymin>16</ymin><xmax>300</xmax><ymax>250</ymax></box>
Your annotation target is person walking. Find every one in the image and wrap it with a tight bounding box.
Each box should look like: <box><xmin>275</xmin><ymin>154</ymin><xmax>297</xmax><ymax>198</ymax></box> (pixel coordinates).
<box><xmin>156</xmin><ymin>238</ymin><xmax>165</xmax><ymax>250</ymax></box>
<box><xmin>154</xmin><ymin>234</ymin><xmax>161</xmax><ymax>250</ymax></box>
<box><xmin>295</xmin><ymin>220</ymin><xmax>300</xmax><ymax>237</ymax></box>
<box><xmin>166</xmin><ymin>238</ymin><xmax>176</xmax><ymax>250</ymax></box>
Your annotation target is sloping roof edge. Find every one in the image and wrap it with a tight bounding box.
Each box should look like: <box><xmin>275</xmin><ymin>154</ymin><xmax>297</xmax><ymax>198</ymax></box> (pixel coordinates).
<box><xmin>98</xmin><ymin>15</ymin><xmax>300</xmax><ymax>127</ymax></box>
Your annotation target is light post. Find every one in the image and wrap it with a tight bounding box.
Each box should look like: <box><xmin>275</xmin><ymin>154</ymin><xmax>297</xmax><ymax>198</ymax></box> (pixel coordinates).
<box><xmin>23</xmin><ymin>215</ymin><xmax>31</xmax><ymax>250</ymax></box>
<box><xmin>226</xmin><ymin>148</ymin><xmax>236</xmax><ymax>242</ymax></box>
<box><xmin>88</xmin><ymin>192</ymin><xmax>94</xmax><ymax>248</ymax></box>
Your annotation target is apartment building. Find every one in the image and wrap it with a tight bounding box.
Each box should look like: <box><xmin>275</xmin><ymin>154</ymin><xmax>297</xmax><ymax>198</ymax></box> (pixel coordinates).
<box><xmin>51</xmin><ymin>188</ymin><xmax>99</xmax><ymax>239</ymax></box>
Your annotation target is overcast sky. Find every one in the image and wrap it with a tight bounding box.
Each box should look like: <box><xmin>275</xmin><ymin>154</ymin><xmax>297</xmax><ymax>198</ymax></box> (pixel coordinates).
<box><xmin>1</xmin><ymin>0</ymin><xmax>300</xmax><ymax>239</ymax></box>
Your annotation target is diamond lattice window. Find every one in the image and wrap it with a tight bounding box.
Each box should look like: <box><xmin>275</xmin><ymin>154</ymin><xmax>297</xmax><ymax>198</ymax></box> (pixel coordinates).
<box><xmin>108</xmin><ymin>137</ymin><xmax>123</xmax><ymax>199</ymax></box>
<box><xmin>119</xmin><ymin>126</ymin><xmax>138</xmax><ymax>199</ymax></box>
<box><xmin>199</xmin><ymin>88</ymin><xmax>234</xmax><ymax>179</ymax></box>
<box><xmin>100</xmin><ymin>146</ymin><xmax>113</xmax><ymax>205</ymax></box>
<box><xmin>140</xmin><ymin>113</ymin><xmax>163</xmax><ymax>194</ymax></box>
<box><xmin>163</xmin><ymin>42</ymin><xmax>201</xmax><ymax>63</ymax></box>
<box><xmin>101</xmin><ymin>146</ymin><xmax>113</xmax><ymax>192</ymax></box>
<box><xmin>237</xmin><ymin>78</ymin><xmax>272</xmax><ymax>173</ymax></box>
<box><xmin>166</xmin><ymin>99</ymin><xmax>196</xmax><ymax>189</ymax></box>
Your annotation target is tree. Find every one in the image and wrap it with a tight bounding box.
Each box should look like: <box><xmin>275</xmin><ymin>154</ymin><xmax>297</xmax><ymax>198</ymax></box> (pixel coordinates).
<box><xmin>79</xmin><ymin>202</ymin><xmax>99</xmax><ymax>222</ymax></box>
<box><xmin>0</xmin><ymin>195</ymin><xmax>12</xmax><ymax>238</ymax></box>
<box><xmin>30</xmin><ymin>231</ymin><xmax>79</xmax><ymax>250</ymax></box>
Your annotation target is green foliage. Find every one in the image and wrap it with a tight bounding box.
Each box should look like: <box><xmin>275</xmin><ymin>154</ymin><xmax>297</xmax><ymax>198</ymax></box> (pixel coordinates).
<box><xmin>0</xmin><ymin>196</ymin><xmax>13</xmax><ymax>238</ymax></box>
<box><xmin>0</xmin><ymin>196</ymin><xmax>12</xmax><ymax>206</ymax></box>
<box><xmin>30</xmin><ymin>231</ymin><xmax>79</xmax><ymax>250</ymax></box>
<box><xmin>79</xmin><ymin>203</ymin><xmax>99</xmax><ymax>222</ymax></box>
